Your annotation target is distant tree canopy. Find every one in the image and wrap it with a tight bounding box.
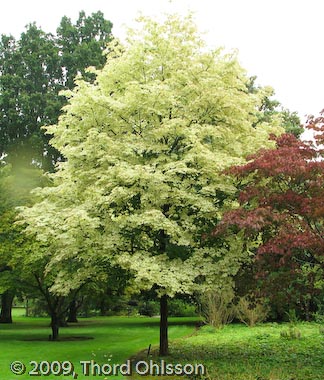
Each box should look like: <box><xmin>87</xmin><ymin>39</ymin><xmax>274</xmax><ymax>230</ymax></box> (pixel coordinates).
<box><xmin>247</xmin><ymin>76</ymin><xmax>303</xmax><ymax>137</ymax></box>
<box><xmin>0</xmin><ymin>10</ymin><xmax>113</xmax><ymax>170</ymax></box>
<box><xmin>0</xmin><ymin>10</ymin><xmax>112</xmax><ymax>328</ymax></box>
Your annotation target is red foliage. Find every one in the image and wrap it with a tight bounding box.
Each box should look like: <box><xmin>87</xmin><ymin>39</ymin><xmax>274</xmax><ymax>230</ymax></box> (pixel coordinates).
<box><xmin>305</xmin><ymin>109</ymin><xmax>324</xmax><ymax>147</ymax></box>
<box><xmin>213</xmin><ymin>110</ymin><xmax>324</xmax><ymax>304</ymax></box>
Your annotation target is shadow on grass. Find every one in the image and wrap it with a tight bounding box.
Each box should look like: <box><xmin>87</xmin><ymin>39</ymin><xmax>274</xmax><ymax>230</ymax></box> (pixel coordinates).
<box><xmin>0</xmin><ymin>316</ymin><xmax>199</xmax><ymax>342</ymax></box>
<box><xmin>22</xmin><ymin>336</ymin><xmax>94</xmax><ymax>341</ymax></box>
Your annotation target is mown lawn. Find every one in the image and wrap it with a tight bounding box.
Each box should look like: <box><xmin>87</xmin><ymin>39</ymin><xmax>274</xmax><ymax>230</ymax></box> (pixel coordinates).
<box><xmin>0</xmin><ymin>311</ymin><xmax>197</xmax><ymax>380</ymax></box>
<box><xmin>4</xmin><ymin>312</ymin><xmax>324</xmax><ymax>380</ymax></box>
<box><xmin>164</xmin><ymin>322</ymin><xmax>324</xmax><ymax>380</ymax></box>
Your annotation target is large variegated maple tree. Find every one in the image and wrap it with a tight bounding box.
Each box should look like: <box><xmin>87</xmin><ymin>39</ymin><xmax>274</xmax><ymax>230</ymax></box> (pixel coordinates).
<box><xmin>21</xmin><ymin>15</ymin><xmax>282</xmax><ymax>353</ymax></box>
<box><xmin>213</xmin><ymin>112</ymin><xmax>324</xmax><ymax>318</ymax></box>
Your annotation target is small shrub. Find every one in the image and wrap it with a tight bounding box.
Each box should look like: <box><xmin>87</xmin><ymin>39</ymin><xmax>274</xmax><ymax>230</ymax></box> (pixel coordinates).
<box><xmin>235</xmin><ymin>295</ymin><xmax>269</xmax><ymax>327</ymax></box>
<box><xmin>280</xmin><ymin>326</ymin><xmax>301</xmax><ymax>339</ymax></box>
<box><xmin>168</xmin><ymin>299</ymin><xmax>197</xmax><ymax>317</ymax></box>
<box><xmin>26</xmin><ymin>299</ymin><xmax>48</xmax><ymax>317</ymax></box>
<box><xmin>285</xmin><ymin>309</ymin><xmax>299</xmax><ymax>325</ymax></box>
<box><xmin>138</xmin><ymin>301</ymin><xmax>159</xmax><ymax>317</ymax></box>
<box><xmin>199</xmin><ymin>289</ymin><xmax>235</xmax><ymax>328</ymax></box>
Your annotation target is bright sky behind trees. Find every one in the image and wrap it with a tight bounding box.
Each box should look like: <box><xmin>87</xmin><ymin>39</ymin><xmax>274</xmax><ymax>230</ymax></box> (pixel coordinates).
<box><xmin>1</xmin><ymin>0</ymin><xmax>323</xmax><ymax>121</ymax></box>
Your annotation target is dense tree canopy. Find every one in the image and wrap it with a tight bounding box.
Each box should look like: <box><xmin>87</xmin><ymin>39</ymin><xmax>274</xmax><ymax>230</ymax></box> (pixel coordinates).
<box><xmin>0</xmin><ymin>27</ymin><xmax>62</xmax><ymax>168</ymax></box>
<box><xmin>20</xmin><ymin>14</ymin><xmax>284</xmax><ymax>353</ymax></box>
<box><xmin>57</xmin><ymin>10</ymin><xmax>113</xmax><ymax>88</ymax></box>
<box><xmin>0</xmin><ymin>11</ymin><xmax>112</xmax><ymax>170</ymax></box>
<box><xmin>247</xmin><ymin>76</ymin><xmax>302</xmax><ymax>137</ymax></box>
<box><xmin>213</xmin><ymin>112</ymin><xmax>324</xmax><ymax>318</ymax></box>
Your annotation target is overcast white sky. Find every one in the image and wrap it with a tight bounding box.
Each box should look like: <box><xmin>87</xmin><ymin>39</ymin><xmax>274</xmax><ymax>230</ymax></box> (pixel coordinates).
<box><xmin>1</xmin><ymin>0</ymin><xmax>324</xmax><ymax>123</ymax></box>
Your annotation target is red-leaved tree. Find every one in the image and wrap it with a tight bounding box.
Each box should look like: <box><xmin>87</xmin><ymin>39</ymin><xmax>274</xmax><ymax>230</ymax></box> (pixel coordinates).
<box><xmin>213</xmin><ymin>111</ymin><xmax>324</xmax><ymax>319</ymax></box>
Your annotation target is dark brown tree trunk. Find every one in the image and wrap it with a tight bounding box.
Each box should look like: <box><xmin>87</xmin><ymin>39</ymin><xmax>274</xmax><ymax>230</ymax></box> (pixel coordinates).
<box><xmin>159</xmin><ymin>294</ymin><xmax>168</xmax><ymax>356</ymax></box>
<box><xmin>25</xmin><ymin>298</ymin><xmax>29</xmax><ymax>317</ymax></box>
<box><xmin>50</xmin><ymin>313</ymin><xmax>60</xmax><ymax>341</ymax></box>
<box><xmin>99</xmin><ymin>299</ymin><xmax>107</xmax><ymax>316</ymax></box>
<box><xmin>66</xmin><ymin>299</ymin><xmax>78</xmax><ymax>323</ymax></box>
<box><xmin>0</xmin><ymin>291</ymin><xmax>14</xmax><ymax>323</ymax></box>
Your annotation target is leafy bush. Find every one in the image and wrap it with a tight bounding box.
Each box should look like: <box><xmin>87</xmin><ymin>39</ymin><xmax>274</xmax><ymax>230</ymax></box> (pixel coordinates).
<box><xmin>199</xmin><ymin>289</ymin><xmax>235</xmax><ymax>328</ymax></box>
<box><xmin>168</xmin><ymin>299</ymin><xmax>197</xmax><ymax>317</ymax></box>
<box><xmin>235</xmin><ymin>295</ymin><xmax>269</xmax><ymax>327</ymax></box>
<box><xmin>26</xmin><ymin>298</ymin><xmax>48</xmax><ymax>317</ymax></box>
<box><xmin>285</xmin><ymin>308</ymin><xmax>300</xmax><ymax>324</ymax></box>
<box><xmin>138</xmin><ymin>301</ymin><xmax>159</xmax><ymax>317</ymax></box>
<box><xmin>280</xmin><ymin>326</ymin><xmax>301</xmax><ymax>339</ymax></box>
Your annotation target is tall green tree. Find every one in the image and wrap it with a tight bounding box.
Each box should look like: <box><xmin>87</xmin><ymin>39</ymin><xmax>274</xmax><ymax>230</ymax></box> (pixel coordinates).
<box><xmin>21</xmin><ymin>14</ymin><xmax>283</xmax><ymax>354</ymax></box>
<box><xmin>0</xmin><ymin>27</ymin><xmax>63</xmax><ymax>169</ymax></box>
<box><xmin>57</xmin><ymin>10</ymin><xmax>113</xmax><ymax>88</ymax></box>
<box><xmin>0</xmin><ymin>11</ymin><xmax>113</xmax><ymax>170</ymax></box>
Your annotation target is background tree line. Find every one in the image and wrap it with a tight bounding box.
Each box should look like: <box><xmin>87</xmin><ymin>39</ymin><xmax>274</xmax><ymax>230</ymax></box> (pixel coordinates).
<box><xmin>0</xmin><ymin>10</ymin><xmax>112</xmax><ymax>325</ymax></box>
<box><xmin>0</xmin><ymin>10</ymin><xmax>112</xmax><ymax>170</ymax></box>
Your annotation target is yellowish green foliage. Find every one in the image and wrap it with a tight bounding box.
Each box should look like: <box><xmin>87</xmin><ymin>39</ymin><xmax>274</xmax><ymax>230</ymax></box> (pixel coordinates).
<box><xmin>20</xmin><ymin>14</ymin><xmax>283</xmax><ymax>296</ymax></box>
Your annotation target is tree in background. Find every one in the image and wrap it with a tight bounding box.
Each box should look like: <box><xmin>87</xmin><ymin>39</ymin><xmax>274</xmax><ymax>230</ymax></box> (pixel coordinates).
<box><xmin>213</xmin><ymin>112</ymin><xmax>324</xmax><ymax>319</ymax></box>
<box><xmin>247</xmin><ymin>76</ymin><xmax>303</xmax><ymax>138</ymax></box>
<box><xmin>0</xmin><ymin>11</ymin><xmax>113</xmax><ymax>170</ymax></box>
<box><xmin>0</xmin><ymin>10</ymin><xmax>113</xmax><ymax>324</ymax></box>
<box><xmin>57</xmin><ymin>10</ymin><xmax>113</xmax><ymax>88</ymax></box>
<box><xmin>0</xmin><ymin>163</ymin><xmax>45</xmax><ymax>322</ymax></box>
<box><xmin>0</xmin><ymin>28</ymin><xmax>62</xmax><ymax>169</ymax></box>
<box><xmin>20</xmin><ymin>14</ymin><xmax>283</xmax><ymax>354</ymax></box>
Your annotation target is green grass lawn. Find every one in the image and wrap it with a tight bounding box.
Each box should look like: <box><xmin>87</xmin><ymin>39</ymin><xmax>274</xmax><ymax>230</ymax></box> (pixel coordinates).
<box><xmin>164</xmin><ymin>322</ymin><xmax>324</xmax><ymax>380</ymax></box>
<box><xmin>4</xmin><ymin>313</ymin><xmax>324</xmax><ymax>380</ymax></box>
<box><xmin>0</xmin><ymin>312</ymin><xmax>197</xmax><ymax>380</ymax></box>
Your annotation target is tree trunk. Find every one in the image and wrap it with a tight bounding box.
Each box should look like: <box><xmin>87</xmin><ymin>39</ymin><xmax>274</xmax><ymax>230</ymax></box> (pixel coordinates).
<box><xmin>50</xmin><ymin>314</ymin><xmax>60</xmax><ymax>341</ymax></box>
<box><xmin>99</xmin><ymin>299</ymin><xmax>107</xmax><ymax>316</ymax></box>
<box><xmin>159</xmin><ymin>294</ymin><xmax>168</xmax><ymax>356</ymax></box>
<box><xmin>25</xmin><ymin>298</ymin><xmax>29</xmax><ymax>317</ymax></box>
<box><xmin>0</xmin><ymin>291</ymin><xmax>14</xmax><ymax>323</ymax></box>
<box><xmin>66</xmin><ymin>299</ymin><xmax>78</xmax><ymax>323</ymax></box>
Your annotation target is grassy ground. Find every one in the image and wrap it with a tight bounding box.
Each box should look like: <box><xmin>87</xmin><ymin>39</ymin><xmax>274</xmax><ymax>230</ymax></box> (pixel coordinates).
<box><xmin>4</xmin><ymin>311</ymin><xmax>324</xmax><ymax>380</ymax></box>
<box><xmin>163</xmin><ymin>322</ymin><xmax>324</xmax><ymax>380</ymax></box>
<box><xmin>0</xmin><ymin>310</ymin><xmax>197</xmax><ymax>380</ymax></box>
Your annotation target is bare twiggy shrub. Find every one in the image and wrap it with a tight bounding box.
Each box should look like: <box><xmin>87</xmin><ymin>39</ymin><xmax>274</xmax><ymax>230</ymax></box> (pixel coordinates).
<box><xmin>199</xmin><ymin>289</ymin><xmax>235</xmax><ymax>328</ymax></box>
<box><xmin>235</xmin><ymin>295</ymin><xmax>269</xmax><ymax>327</ymax></box>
